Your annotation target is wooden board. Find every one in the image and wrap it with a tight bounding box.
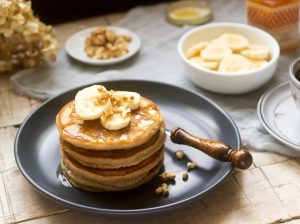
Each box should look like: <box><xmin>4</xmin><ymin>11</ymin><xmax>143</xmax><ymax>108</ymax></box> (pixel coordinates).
<box><xmin>1</xmin><ymin>12</ymin><xmax>300</xmax><ymax>224</ymax></box>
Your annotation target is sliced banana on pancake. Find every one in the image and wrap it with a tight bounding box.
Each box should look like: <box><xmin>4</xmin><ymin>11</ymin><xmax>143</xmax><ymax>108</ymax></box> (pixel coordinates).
<box><xmin>75</xmin><ymin>85</ymin><xmax>110</xmax><ymax>120</ymax></box>
<box><xmin>75</xmin><ymin>86</ymin><xmax>142</xmax><ymax>130</ymax></box>
<box><xmin>219</xmin><ymin>54</ymin><xmax>251</xmax><ymax>73</ymax></box>
<box><xmin>219</xmin><ymin>33</ymin><xmax>249</xmax><ymax>52</ymax></box>
<box><xmin>241</xmin><ymin>44</ymin><xmax>270</xmax><ymax>60</ymax></box>
<box><xmin>112</xmin><ymin>91</ymin><xmax>141</xmax><ymax>110</ymax></box>
<box><xmin>100</xmin><ymin>106</ymin><xmax>131</xmax><ymax>130</ymax></box>
<box><xmin>201</xmin><ymin>44</ymin><xmax>232</xmax><ymax>61</ymax></box>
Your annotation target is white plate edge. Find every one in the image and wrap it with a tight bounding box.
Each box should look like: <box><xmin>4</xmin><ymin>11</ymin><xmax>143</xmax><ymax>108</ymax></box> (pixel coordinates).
<box><xmin>257</xmin><ymin>81</ymin><xmax>300</xmax><ymax>151</ymax></box>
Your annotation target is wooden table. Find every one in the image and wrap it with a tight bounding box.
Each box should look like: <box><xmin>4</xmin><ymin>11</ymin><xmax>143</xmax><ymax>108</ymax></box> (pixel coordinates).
<box><xmin>1</xmin><ymin>13</ymin><xmax>300</xmax><ymax>224</ymax></box>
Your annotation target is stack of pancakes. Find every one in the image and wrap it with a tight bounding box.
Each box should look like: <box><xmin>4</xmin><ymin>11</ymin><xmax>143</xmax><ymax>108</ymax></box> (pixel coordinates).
<box><xmin>56</xmin><ymin>97</ymin><xmax>166</xmax><ymax>191</ymax></box>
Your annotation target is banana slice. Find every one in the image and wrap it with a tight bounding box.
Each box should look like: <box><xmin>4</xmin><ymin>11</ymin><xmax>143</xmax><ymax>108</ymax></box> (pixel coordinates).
<box><xmin>75</xmin><ymin>85</ymin><xmax>110</xmax><ymax>120</ymax></box>
<box><xmin>241</xmin><ymin>44</ymin><xmax>270</xmax><ymax>60</ymax></box>
<box><xmin>190</xmin><ymin>57</ymin><xmax>219</xmax><ymax>70</ymax></box>
<box><xmin>248</xmin><ymin>59</ymin><xmax>268</xmax><ymax>70</ymax></box>
<box><xmin>210</xmin><ymin>38</ymin><xmax>223</xmax><ymax>45</ymax></box>
<box><xmin>219</xmin><ymin>54</ymin><xmax>251</xmax><ymax>73</ymax></box>
<box><xmin>112</xmin><ymin>91</ymin><xmax>140</xmax><ymax>110</ymax></box>
<box><xmin>219</xmin><ymin>33</ymin><xmax>249</xmax><ymax>52</ymax></box>
<box><xmin>201</xmin><ymin>44</ymin><xmax>232</xmax><ymax>61</ymax></box>
<box><xmin>100</xmin><ymin>109</ymin><xmax>131</xmax><ymax>130</ymax></box>
<box><xmin>185</xmin><ymin>42</ymin><xmax>208</xmax><ymax>58</ymax></box>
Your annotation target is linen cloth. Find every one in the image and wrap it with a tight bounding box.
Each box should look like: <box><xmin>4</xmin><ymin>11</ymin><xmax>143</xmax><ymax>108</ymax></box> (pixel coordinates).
<box><xmin>10</xmin><ymin>0</ymin><xmax>300</xmax><ymax>156</ymax></box>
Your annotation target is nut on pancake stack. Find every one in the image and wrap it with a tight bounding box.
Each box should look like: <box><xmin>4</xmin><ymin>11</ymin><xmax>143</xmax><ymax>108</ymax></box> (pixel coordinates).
<box><xmin>56</xmin><ymin>85</ymin><xmax>166</xmax><ymax>191</ymax></box>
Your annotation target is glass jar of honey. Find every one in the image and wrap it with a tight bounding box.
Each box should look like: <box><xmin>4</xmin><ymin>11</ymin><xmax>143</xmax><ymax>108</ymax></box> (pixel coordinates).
<box><xmin>247</xmin><ymin>0</ymin><xmax>299</xmax><ymax>52</ymax></box>
<box><xmin>166</xmin><ymin>1</ymin><xmax>212</xmax><ymax>26</ymax></box>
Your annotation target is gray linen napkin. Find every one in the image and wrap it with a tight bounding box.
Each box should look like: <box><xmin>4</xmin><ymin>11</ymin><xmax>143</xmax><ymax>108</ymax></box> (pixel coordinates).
<box><xmin>10</xmin><ymin>1</ymin><xmax>300</xmax><ymax>156</ymax></box>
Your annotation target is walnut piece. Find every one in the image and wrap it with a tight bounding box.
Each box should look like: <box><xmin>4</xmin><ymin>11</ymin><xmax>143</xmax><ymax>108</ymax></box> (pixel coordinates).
<box><xmin>187</xmin><ymin>161</ymin><xmax>198</xmax><ymax>170</ymax></box>
<box><xmin>182</xmin><ymin>171</ymin><xmax>189</xmax><ymax>181</ymax></box>
<box><xmin>175</xmin><ymin>150</ymin><xmax>185</xmax><ymax>160</ymax></box>
<box><xmin>155</xmin><ymin>183</ymin><xmax>169</xmax><ymax>197</ymax></box>
<box><xmin>84</xmin><ymin>27</ymin><xmax>131</xmax><ymax>60</ymax></box>
<box><xmin>159</xmin><ymin>172</ymin><xmax>176</xmax><ymax>181</ymax></box>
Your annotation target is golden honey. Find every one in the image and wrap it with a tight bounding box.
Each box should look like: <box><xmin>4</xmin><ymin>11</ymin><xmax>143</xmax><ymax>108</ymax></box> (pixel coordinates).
<box><xmin>169</xmin><ymin>7</ymin><xmax>205</xmax><ymax>21</ymax></box>
<box><xmin>166</xmin><ymin>1</ymin><xmax>212</xmax><ymax>26</ymax></box>
<box><xmin>247</xmin><ymin>0</ymin><xmax>299</xmax><ymax>51</ymax></box>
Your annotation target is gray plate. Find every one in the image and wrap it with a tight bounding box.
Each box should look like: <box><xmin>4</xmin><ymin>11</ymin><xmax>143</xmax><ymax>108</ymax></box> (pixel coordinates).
<box><xmin>15</xmin><ymin>80</ymin><xmax>240</xmax><ymax>216</ymax></box>
<box><xmin>258</xmin><ymin>81</ymin><xmax>300</xmax><ymax>151</ymax></box>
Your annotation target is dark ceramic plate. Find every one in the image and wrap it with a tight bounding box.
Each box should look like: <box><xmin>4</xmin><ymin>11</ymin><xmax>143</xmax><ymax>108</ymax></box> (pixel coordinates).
<box><xmin>15</xmin><ymin>80</ymin><xmax>240</xmax><ymax>216</ymax></box>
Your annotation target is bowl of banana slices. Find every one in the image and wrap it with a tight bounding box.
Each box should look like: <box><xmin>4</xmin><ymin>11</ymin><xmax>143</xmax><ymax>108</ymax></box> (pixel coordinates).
<box><xmin>178</xmin><ymin>23</ymin><xmax>280</xmax><ymax>94</ymax></box>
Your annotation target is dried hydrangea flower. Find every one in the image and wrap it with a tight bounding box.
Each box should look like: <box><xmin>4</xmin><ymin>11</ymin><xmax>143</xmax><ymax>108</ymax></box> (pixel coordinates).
<box><xmin>0</xmin><ymin>0</ymin><xmax>59</xmax><ymax>73</ymax></box>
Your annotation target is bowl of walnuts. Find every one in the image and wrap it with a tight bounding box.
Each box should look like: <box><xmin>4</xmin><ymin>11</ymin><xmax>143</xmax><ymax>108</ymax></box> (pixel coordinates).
<box><xmin>65</xmin><ymin>26</ymin><xmax>141</xmax><ymax>66</ymax></box>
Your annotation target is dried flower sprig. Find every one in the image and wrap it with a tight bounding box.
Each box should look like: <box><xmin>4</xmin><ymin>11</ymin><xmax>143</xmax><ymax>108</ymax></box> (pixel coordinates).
<box><xmin>0</xmin><ymin>0</ymin><xmax>59</xmax><ymax>72</ymax></box>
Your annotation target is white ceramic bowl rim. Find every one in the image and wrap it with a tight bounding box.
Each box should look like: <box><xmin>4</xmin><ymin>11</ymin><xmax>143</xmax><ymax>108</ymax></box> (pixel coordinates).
<box><xmin>178</xmin><ymin>22</ymin><xmax>280</xmax><ymax>77</ymax></box>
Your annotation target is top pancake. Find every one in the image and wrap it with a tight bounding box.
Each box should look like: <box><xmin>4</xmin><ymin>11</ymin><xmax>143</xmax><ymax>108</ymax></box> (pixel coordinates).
<box><xmin>56</xmin><ymin>97</ymin><xmax>164</xmax><ymax>150</ymax></box>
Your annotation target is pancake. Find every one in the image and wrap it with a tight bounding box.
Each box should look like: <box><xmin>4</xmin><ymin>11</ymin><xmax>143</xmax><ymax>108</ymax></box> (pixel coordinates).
<box><xmin>57</xmin><ymin>91</ymin><xmax>166</xmax><ymax>192</ymax></box>
<box><xmin>56</xmin><ymin>97</ymin><xmax>163</xmax><ymax>150</ymax></box>
<box><xmin>61</xmin><ymin>147</ymin><xmax>164</xmax><ymax>185</ymax></box>
<box><xmin>62</xmin><ymin>161</ymin><xmax>163</xmax><ymax>192</ymax></box>
<box><xmin>61</xmin><ymin>124</ymin><xmax>166</xmax><ymax>169</ymax></box>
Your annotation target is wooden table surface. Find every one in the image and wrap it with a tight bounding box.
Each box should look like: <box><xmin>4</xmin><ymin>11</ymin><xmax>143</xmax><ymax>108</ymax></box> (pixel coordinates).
<box><xmin>1</xmin><ymin>13</ymin><xmax>300</xmax><ymax>224</ymax></box>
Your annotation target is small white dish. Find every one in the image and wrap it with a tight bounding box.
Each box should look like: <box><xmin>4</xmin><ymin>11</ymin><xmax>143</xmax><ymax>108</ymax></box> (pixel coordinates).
<box><xmin>65</xmin><ymin>26</ymin><xmax>141</xmax><ymax>66</ymax></box>
<box><xmin>257</xmin><ymin>81</ymin><xmax>300</xmax><ymax>151</ymax></box>
<box><xmin>178</xmin><ymin>22</ymin><xmax>280</xmax><ymax>94</ymax></box>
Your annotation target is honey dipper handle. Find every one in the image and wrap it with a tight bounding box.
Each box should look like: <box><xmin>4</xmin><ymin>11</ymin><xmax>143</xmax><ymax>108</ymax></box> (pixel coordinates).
<box><xmin>170</xmin><ymin>128</ymin><xmax>253</xmax><ymax>169</ymax></box>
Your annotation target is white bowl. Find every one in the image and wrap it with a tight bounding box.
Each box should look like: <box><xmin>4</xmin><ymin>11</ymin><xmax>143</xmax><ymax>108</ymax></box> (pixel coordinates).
<box><xmin>65</xmin><ymin>26</ymin><xmax>141</xmax><ymax>66</ymax></box>
<box><xmin>178</xmin><ymin>23</ymin><xmax>280</xmax><ymax>94</ymax></box>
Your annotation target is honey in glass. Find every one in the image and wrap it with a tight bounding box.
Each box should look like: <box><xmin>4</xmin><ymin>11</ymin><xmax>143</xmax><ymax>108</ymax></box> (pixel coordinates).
<box><xmin>247</xmin><ymin>0</ymin><xmax>299</xmax><ymax>51</ymax></box>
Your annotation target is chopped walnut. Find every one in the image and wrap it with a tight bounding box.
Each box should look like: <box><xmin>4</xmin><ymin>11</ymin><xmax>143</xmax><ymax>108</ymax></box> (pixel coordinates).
<box><xmin>155</xmin><ymin>186</ymin><xmax>163</xmax><ymax>195</ymax></box>
<box><xmin>155</xmin><ymin>183</ymin><xmax>169</xmax><ymax>197</ymax></box>
<box><xmin>84</xmin><ymin>27</ymin><xmax>131</xmax><ymax>60</ymax></box>
<box><xmin>161</xmin><ymin>183</ymin><xmax>168</xmax><ymax>188</ymax></box>
<box><xmin>76</xmin><ymin>119</ymin><xmax>84</xmax><ymax>125</ymax></box>
<box><xmin>182</xmin><ymin>171</ymin><xmax>189</xmax><ymax>181</ymax></box>
<box><xmin>187</xmin><ymin>162</ymin><xmax>198</xmax><ymax>170</ymax></box>
<box><xmin>159</xmin><ymin>172</ymin><xmax>176</xmax><ymax>181</ymax></box>
<box><xmin>175</xmin><ymin>150</ymin><xmax>185</xmax><ymax>160</ymax></box>
<box><xmin>97</xmin><ymin>86</ymin><xmax>106</xmax><ymax>93</ymax></box>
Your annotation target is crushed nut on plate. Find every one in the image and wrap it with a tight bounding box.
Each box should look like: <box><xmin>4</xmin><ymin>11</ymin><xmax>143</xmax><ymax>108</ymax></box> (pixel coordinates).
<box><xmin>182</xmin><ymin>171</ymin><xmax>189</xmax><ymax>181</ymax></box>
<box><xmin>159</xmin><ymin>172</ymin><xmax>176</xmax><ymax>181</ymax></box>
<box><xmin>155</xmin><ymin>183</ymin><xmax>169</xmax><ymax>197</ymax></box>
<box><xmin>84</xmin><ymin>26</ymin><xmax>131</xmax><ymax>60</ymax></box>
<box><xmin>155</xmin><ymin>186</ymin><xmax>163</xmax><ymax>195</ymax></box>
<box><xmin>187</xmin><ymin>161</ymin><xmax>198</xmax><ymax>170</ymax></box>
<box><xmin>175</xmin><ymin>150</ymin><xmax>185</xmax><ymax>160</ymax></box>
